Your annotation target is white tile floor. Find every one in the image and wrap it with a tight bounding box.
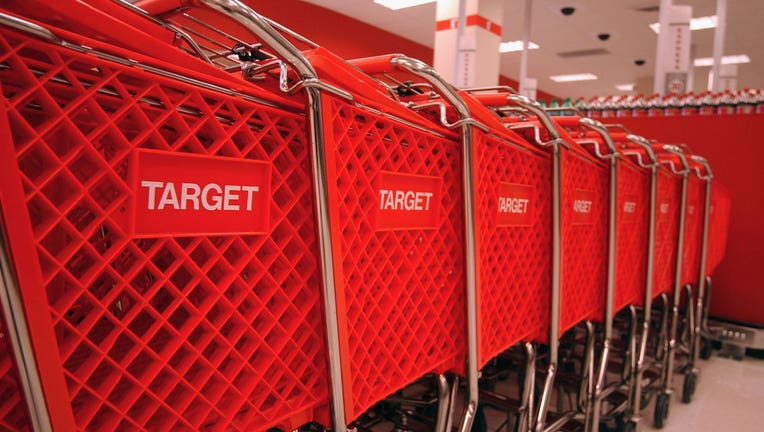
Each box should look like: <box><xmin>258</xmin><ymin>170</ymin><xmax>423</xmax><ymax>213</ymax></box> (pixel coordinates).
<box><xmin>642</xmin><ymin>353</ymin><xmax>764</xmax><ymax>431</ymax></box>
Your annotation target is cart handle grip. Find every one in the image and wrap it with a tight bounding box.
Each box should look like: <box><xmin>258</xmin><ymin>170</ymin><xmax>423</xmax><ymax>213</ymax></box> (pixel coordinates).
<box><xmin>658</xmin><ymin>144</ymin><xmax>690</xmax><ymax>174</ymax></box>
<box><xmin>689</xmin><ymin>155</ymin><xmax>713</xmax><ymax>180</ymax></box>
<box><xmin>351</xmin><ymin>54</ymin><xmax>483</xmax><ymax>127</ymax></box>
<box><xmin>578</xmin><ymin>118</ymin><xmax>618</xmax><ymax>159</ymax></box>
<box><xmin>132</xmin><ymin>0</ymin><xmax>351</xmax><ymax>99</ymax></box>
<box><xmin>0</xmin><ymin>11</ymin><xmax>59</xmax><ymax>43</ymax></box>
<box><xmin>625</xmin><ymin>134</ymin><xmax>658</xmax><ymax>165</ymax></box>
<box><xmin>462</xmin><ymin>86</ymin><xmax>560</xmax><ymax>138</ymax></box>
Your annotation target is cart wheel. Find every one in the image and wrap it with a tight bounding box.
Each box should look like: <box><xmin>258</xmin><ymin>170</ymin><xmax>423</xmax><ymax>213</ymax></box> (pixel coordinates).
<box><xmin>471</xmin><ymin>405</ymin><xmax>487</xmax><ymax>432</ymax></box>
<box><xmin>700</xmin><ymin>337</ymin><xmax>713</xmax><ymax>360</ymax></box>
<box><xmin>599</xmin><ymin>421</ymin><xmax>614</xmax><ymax>432</ymax></box>
<box><xmin>682</xmin><ymin>372</ymin><xmax>697</xmax><ymax>404</ymax></box>
<box><xmin>617</xmin><ymin>420</ymin><xmax>637</xmax><ymax>432</ymax></box>
<box><xmin>653</xmin><ymin>392</ymin><xmax>670</xmax><ymax>429</ymax></box>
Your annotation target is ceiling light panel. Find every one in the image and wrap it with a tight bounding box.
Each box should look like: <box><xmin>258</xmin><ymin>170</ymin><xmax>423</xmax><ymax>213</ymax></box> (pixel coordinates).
<box><xmin>373</xmin><ymin>0</ymin><xmax>436</xmax><ymax>10</ymax></box>
<box><xmin>694</xmin><ymin>54</ymin><xmax>751</xmax><ymax>67</ymax></box>
<box><xmin>549</xmin><ymin>73</ymin><xmax>598</xmax><ymax>82</ymax></box>
<box><xmin>615</xmin><ymin>83</ymin><xmax>636</xmax><ymax>91</ymax></box>
<box><xmin>499</xmin><ymin>40</ymin><xmax>540</xmax><ymax>53</ymax></box>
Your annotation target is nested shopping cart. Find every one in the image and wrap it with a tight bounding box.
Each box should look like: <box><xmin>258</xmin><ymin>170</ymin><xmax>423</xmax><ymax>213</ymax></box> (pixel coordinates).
<box><xmin>640</xmin><ymin>144</ymin><xmax>694</xmax><ymax>429</ymax></box>
<box><xmin>0</xmin><ymin>7</ymin><xmax>338</xmax><ymax>431</ymax></box>
<box><xmin>474</xmin><ymin>102</ymin><xmax>615</xmax><ymax>432</ymax></box>
<box><xmin>553</xmin><ymin>116</ymin><xmax>656</xmax><ymax>432</ymax></box>
<box><xmin>131</xmin><ymin>2</ymin><xmax>487</xmax><ymax>430</ymax></box>
<box><xmin>675</xmin><ymin>153</ymin><xmax>714</xmax><ymax>407</ymax></box>
<box><xmin>406</xmin><ymin>87</ymin><xmax>554</xmax><ymax>432</ymax></box>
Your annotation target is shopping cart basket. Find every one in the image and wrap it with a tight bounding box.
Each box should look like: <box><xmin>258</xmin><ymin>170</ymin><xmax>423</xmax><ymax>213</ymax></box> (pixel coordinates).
<box><xmin>478</xmin><ymin>102</ymin><xmax>614</xmax><ymax>432</ymax></box>
<box><xmin>0</xmin><ymin>9</ymin><xmax>334</xmax><ymax>431</ymax></box>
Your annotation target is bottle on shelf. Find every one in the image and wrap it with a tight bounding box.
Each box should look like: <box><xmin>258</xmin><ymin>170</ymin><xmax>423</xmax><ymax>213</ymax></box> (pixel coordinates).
<box><xmin>699</xmin><ymin>91</ymin><xmax>716</xmax><ymax>115</ymax></box>
<box><xmin>663</xmin><ymin>93</ymin><xmax>681</xmax><ymax>116</ymax></box>
<box><xmin>680</xmin><ymin>92</ymin><xmax>699</xmax><ymax>116</ymax></box>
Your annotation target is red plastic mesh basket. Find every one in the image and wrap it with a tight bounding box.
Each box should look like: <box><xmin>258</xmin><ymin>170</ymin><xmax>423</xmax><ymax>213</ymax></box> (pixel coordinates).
<box><xmin>0</xmin><ymin>311</ymin><xmax>32</xmax><ymax>432</ymax></box>
<box><xmin>321</xmin><ymin>95</ymin><xmax>465</xmax><ymax>423</ymax></box>
<box><xmin>613</xmin><ymin>158</ymin><xmax>650</xmax><ymax>311</ymax></box>
<box><xmin>680</xmin><ymin>176</ymin><xmax>705</xmax><ymax>286</ymax></box>
<box><xmin>652</xmin><ymin>169</ymin><xmax>682</xmax><ymax>298</ymax></box>
<box><xmin>472</xmin><ymin>129</ymin><xmax>551</xmax><ymax>367</ymax></box>
<box><xmin>559</xmin><ymin>148</ymin><xmax>609</xmax><ymax>334</ymax></box>
<box><xmin>0</xmin><ymin>28</ymin><xmax>329</xmax><ymax>431</ymax></box>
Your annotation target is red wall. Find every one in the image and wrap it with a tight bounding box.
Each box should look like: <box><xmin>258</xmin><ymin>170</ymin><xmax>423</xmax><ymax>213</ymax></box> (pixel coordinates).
<box><xmin>618</xmin><ymin>114</ymin><xmax>764</xmax><ymax>326</ymax></box>
<box><xmin>250</xmin><ymin>0</ymin><xmax>557</xmax><ymax>101</ymax></box>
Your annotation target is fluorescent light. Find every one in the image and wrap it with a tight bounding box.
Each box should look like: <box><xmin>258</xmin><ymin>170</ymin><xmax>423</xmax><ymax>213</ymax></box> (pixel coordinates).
<box><xmin>650</xmin><ymin>15</ymin><xmax>718</xmax><ymax>33</ymax></box>
<box><xmin>499</xmin><ymin>40</ymin><xmax>540</xmax><ymax>53</ymax></box>
<box><xmin>616</xmin><ymin>83</ymin><xmax>636</xmax><ymax>91</ymax></box>
<box><xmin>549</xmin><ymin>73</ymin><xmax>598</xmax><ymax>83</ymax></box>
<box><xmin>693</xmin><ymin>54</ymin><xmax>751</xmax><ymax>67</ymax></box>
<box><xmin>374</xmin><ymin>0</ymin><xmax>436</xmax><ymax>10</ymax></box>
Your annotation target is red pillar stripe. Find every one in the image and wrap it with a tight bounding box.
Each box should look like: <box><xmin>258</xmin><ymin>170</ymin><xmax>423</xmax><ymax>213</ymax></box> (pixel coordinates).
<box><xmin>435</xmin><ymin>14</ymin><xmax>502</xmax><ymax>36</ymax></box>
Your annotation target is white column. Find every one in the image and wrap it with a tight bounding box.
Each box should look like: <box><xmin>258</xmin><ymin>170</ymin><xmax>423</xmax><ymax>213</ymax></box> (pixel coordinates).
<box><xmin>710</xmin><ymin>0</ymin><xmax>727</xmax><ymax>92</ymax></box>
<box><xmin>654</xmin><ymin>4</ymin><xmax>692</xmax><ymax>94</ymax></box>
<box><xmin>518</xmin><ymin>0</ymin><xmax>532</xmax><ymax>95</ymax></box>
<box><xmin>708</xmin><ymin>64</ymin><xmax>738</xmax><ymax>92</ymax></box>
<box><xmin>434</xmin><ymin>0</ymin><xmax>503</xmax><ymax>88</ymax></box>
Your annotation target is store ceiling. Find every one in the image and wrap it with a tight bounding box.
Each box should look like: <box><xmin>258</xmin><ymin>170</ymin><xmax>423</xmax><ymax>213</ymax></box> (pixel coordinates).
<box><xmin>301</xmin><ymin>0</ymin><xmax>764</xmax><ymax>99</ymax></box>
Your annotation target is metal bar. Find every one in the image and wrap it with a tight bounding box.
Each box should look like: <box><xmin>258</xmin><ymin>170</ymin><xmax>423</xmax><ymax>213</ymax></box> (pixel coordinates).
<box><xmin>114</xmin><ymin>0</ymin><xmax>214</xmax><ymax>64</ymax></box>
<box><xmin>0</xmin><ymin>230</ymin><xmax>52</xmax><ymax>431</ymax></box>
<box><xmin>517</xmin><ymin>342</ymin><xmax>536</xmax><ymax>432</ymax></box>
<box><xmin>692</xmin><ymin>158</ymin><xmax>713</xmax><ymax>368</ymax></box>
<box><xmin>305</xmin><ymin>86</ymin><xmax>347</xmax><ymax>431</ymax></box>
<box><xmin>457</xmin><ymin>122</ymin><xmax>478</xmax><ymax>432</ymax></box>
<box><xmin>710</xmin><ymin>0</ymin><xmax>727</xmax><ymax>92</ymax></box>
<box><xmin>663</xmin><ymin>165</ymin><xmax>689</xmax><ymax>392</ymax></box>
<box><xmin>0</xmin><ymin>12</ymin><xmax>59</xmax><ymax>43</ymax></box>
<box><xmin>435</xmin><ymin>374</ymin><xmax>450</xmax><ymax>432</ymax></box>
<box><xmin>446</xmin><ymin>375</ymin><xmax>459</xmax><ymax>432</ymax></box>
<box><xmin>631</xmin><ymin>162</ymin><xmax>659</xmax><ymax>420</ymax></box>
<box><xmin>535</xmin><ymin>139</ymin><xmax>562</xmax><ymax>432</ymax></box>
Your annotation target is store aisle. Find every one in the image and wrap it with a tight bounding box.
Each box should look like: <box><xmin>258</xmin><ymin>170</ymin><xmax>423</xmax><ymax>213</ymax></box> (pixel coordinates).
<box><xmin>645</xmin><ymin>354</ymin><xmax>764</xmax><ymax>431</ymax></box>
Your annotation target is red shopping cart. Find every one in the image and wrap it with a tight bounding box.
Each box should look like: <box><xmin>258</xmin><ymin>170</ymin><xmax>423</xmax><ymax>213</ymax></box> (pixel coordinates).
<box><xmin>65</xmin><ymin>2</ymin><xmax>474</xmax><ymax>430</ymax></box>
<box><xmin>0</xmin><ymin>9</ymin><xmax>334</xmax><ymax>431</ymax></box>
<box><xmin>474</xmin><ymin>103</ymin><xmax>614</xmax><ymax>431</ymax></box>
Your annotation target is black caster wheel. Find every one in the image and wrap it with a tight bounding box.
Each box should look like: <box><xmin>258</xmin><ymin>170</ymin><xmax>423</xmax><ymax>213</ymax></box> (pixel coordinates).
<box><xmin>682</xmin><ymin>372</ymin><xmax>697</xmax><ymax>403</ymax></box>
<box><xmin>654</xmin><ymin>392</ymin><xmax>670</xmax><ymax>429</ymax></box>
<box><xmin>617</xmin><ymin>420</ymin><xmax>637</xmax><ymax>432</ymax></box>
<box><xmin>700</xmin><ymin>337</ymin><xmax>713</xmax><ymax>360</ymax></box>
<box><xmin>471</xmin><ymin>405</ymin><xmax>487</xmax><ymax>432</ymax></box>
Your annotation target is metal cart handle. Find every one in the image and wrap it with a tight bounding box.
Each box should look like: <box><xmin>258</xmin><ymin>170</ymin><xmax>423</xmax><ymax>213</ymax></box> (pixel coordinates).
<box><xmin>468</xmin><ymin>88</ymin><xmax>567</xmax><ymax>148</ymax></box>
<box><xmin>602</xmin><ymin>124</ymin><xmax>659</xmax><ymax>167</ymax></box>
<box><xmin>623</xmin><ymin>134</ymin><xmax>659</xmax><ymax>167</ymax></box>
<box><xmin>659</xmin><ymin>144</ymin><xmax>691</xmax><ymax>174</ymax></box>
<box><xmin>0</xmin><ymin>12</ymin><xmax>59</xmax><ymax>43</ymax></box>
<box><xmin>577</xmin><ymin>117</ymin><xmax>618</xmax><ymax>159</ymax></box>
<box><xmin>349</xmin><ymin>54</ymin><xmax>487</xmax><ymax>130</ymax></box>
<box><xmin>132</xmin><ymin>0</ymin><xmax>351</xmax><ymax>99</ymax></box>
<box><xmin>689</xmin><ymin>155</ymin><xmax>713</xmax><ymax>180</ymax></box>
